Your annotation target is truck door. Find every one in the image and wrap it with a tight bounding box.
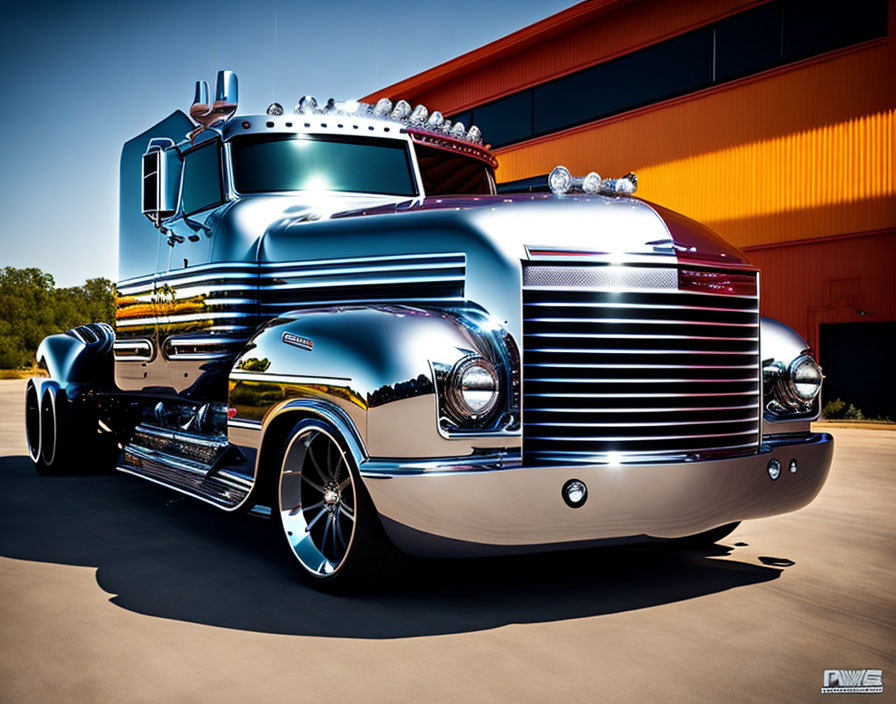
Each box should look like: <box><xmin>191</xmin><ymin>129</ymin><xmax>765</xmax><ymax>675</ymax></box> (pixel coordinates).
<box><xmin>157</xmin><ymin>137</ymin><xmax>236</xmax><ymax>400</ymax></box>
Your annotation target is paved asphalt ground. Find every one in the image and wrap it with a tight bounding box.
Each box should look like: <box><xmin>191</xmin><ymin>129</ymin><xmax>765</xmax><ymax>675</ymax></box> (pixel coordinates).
<box><xmin>1</xmin><ymin>378</ymin><xmax>893</xmax><ymax>703</ymax></box>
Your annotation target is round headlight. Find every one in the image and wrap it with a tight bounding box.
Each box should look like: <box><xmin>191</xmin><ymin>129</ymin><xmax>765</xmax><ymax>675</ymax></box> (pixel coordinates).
<box><xmin>788</xmin><ymin>355</ymin><xmax>822</xmax><ymax>402</ymax></box>
<box><xmin>446</xmin><ymin>356</ymin><xmax>499</xmax><ymax>422</ymax></box>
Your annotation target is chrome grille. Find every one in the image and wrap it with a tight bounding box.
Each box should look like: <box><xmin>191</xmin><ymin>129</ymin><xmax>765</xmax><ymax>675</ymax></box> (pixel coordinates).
<box><xmin>522</xmin><ymin>264</ymin><xmax>760</xmax><ymax>466</ymax></box>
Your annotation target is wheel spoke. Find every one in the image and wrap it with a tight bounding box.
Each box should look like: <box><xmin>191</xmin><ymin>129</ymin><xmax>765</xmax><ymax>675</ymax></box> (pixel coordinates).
<box><xmin>289</xmin><ymin>499</ymin><xmax>324</xmax><ymax>516</ymax></box>
<box><xmin>300</xmin><ymin>473</ymin><xmax>325</xmax><ymax>493</ymax></box>
<box><xmin>308</xmin><ymin>441</ymin><xmax>330</xmax><ymax>484</ymax></box>
<box><xmin>339</xmin><ymin>502</ymin><xmax>355</xmax><ymax>522</ymax></box>
<box><xmin>321</xmin><ymin>514</ymin><xmax>333</xmax><ymax>559</ymax></box>
<box><xmin>334</xmin><ymin>512</ymin><xmax>348</xmax><ymax>550</ymax></box>
<box><xmin>332</xmin><ymin>456</ymin><xmax>345</xmax><ymax>483</ymax></box>
<box><xmin>305</xmin><ymin>507</ymin><xmax>328</xmax><ymax>533</ymax></box>
<box><xmin>331</xmin><ymin>514</ymin><xmax>339</xmax><ymax>557</ymax></box>
<box><xmin>327</xmin><ymin>440</ymin><xmax>336</xmax><ymax>478</ymax></box>
<box><xmin>338</xmin><ymin>475</ymin><xmax>351</xmax><ymax>491</ymax></box>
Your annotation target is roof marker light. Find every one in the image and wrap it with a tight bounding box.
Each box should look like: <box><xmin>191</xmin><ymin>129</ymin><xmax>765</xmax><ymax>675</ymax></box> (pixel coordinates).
<box><xmin>582</xmin><ymin>171</ymin><xmax>601</xmax><ymax>194</ymax></box>
<box><xmin>266</xmin><ymin>103</ymin><xmax>284</xmax><ymax>116</ymax></box>
<box><xmin>391</xmin><ymin>100</ymin><xmax>412</xmax><ymax>120</ymax></box>
<box><xmin>467</xmin><ymin>125</ymin><xmax>483</xmax><ymax>144</ymax></box>
<box><xmin>410</xmin><ymin>104</ymin><xmax>428</xmax><ymax>123</ymax></box>
<box><xmin>427</xmin><ymin>110</ymin><xmax>445</xmax><ymax>128</ymax></box>
<box><xmin>296</xmin><ymin>95</ymin><xmax>317</xmax><ymax>114</ymax></box>
<box><xmin>373</xmin><ymin>98</ymin><xmax>393</xmax><ymax>117</ymax></box>
<box><xmin>450</xmin><ymin>121</ymin><xmax>466</xmax><ymax>139</ymax></box>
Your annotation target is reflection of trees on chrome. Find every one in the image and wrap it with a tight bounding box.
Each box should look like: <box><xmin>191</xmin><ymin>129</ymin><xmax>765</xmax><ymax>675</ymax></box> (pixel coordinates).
<box><xmin>228</xmin><ymin>379</ymin><xmax>367</xmax><ymax>422</ymax></box>
<box><xmin>368</xmin><ymin>374</ymin><xmax>433</xmax><ymax>406</ymax></box>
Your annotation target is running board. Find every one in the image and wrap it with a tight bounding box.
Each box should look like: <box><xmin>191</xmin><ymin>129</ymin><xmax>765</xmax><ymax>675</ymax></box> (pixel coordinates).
<box><xmin>118</xmin><ymin>424</ymin><xmax>253</xmax><ymax>510</ymax></box>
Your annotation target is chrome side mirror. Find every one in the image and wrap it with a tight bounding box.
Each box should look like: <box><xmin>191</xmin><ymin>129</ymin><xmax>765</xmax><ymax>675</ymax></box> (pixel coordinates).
<box><xmin>141</xmin><ymin>138</ymin><xmax>179</xmax><ymax>226</ymax></box>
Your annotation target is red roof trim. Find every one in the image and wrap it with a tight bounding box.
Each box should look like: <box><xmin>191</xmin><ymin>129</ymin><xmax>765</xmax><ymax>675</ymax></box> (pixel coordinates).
<box><xmin>407</xmin><ymin>129</ymin><xmax>499</xmax><ymax>168</ymax></box>
<box><xmin>361</xmin><ymin>0</ymin><xmax>630</xmax><ymax>103</ymax></box>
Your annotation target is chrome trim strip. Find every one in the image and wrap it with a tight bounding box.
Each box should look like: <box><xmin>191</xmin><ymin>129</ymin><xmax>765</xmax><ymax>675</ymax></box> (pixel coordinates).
<box><xmin>261</xmin><ymin>261</ymin><xmax>462</xmax><ymax>279</ymax></box>
<box><xmin>360</xmin><ymin>450</ymin><xmax>520</xmax><ymax>478</ymax></box>
<box><xmin>167</xmin><ymin>336</ymin><xmax>246</xmax><ymax>347</ymax></box>
<box><xmin>118</xmin><ymin>261</ymin><xmax>258</xmax><ymax>287</ymax></box>
<box><xmin>260</xmin><ymin>274</ymin><xmax>463</xmax><ymax>291</ymax></box>
<box><xmin>260</xmin><ymin>252</ymin><xmax>465</xmax><ymax>269</ymax></box>
<box><xmin>529</xmin><ymin>391</ymin><xmax>760</xmax><ymax>398</ymax></box>
<box><xmin>527</xmin><ymin>301</ymin><xmax>759</xmax><ymax>312</ymax></box>
<box><xmin>260</xmin><ymin>296</ymin><xmax>465</xmax><ymax>309</ymax></box>
<box><xmin>528</xmin><ymin>362</ymin><xmax>757</xmax><ymax>369</ymax></box>
<box><xmin>527</xmin><ymin>333</ymin><xmax>760</xmax><ymax>341</ymax></box>
<box><xmin>526</xmin><ymin>377</ymin><xmax>760</xmax><ymax>384</ymax></box>
<box><xmin>533</xmin><ymin>441</ymin><xmax>760</xmax><ymax>458</ymax></box>
<box><xmin>527</xmin><ymin>347</ymin><xmax>759</xmax><ymax>356</ymax></box>
<box><xmin>533</xmin><ymin>403</ymin><xmax>760</xmax><ymax>413</ymax></box>
<box><xmin>525</xmin><ymin>317</ymin><xmax>759</xmax><ymax>328</ymax></box>
<box><xmin>227</xmin><ymin>418</ymin><xmax>262</xmax><ymax>430</ymax></box>
<box><xmin>230</xmin><ymin>371</ymin><xmax>352</xmax><ymax>383</ymax></box>
<box><xmin>529</xmin><ymin>417</ymin><xmax>760</xmax><ymax>428</ymax></box>
<box><xmin>526</xmin><ymin>427</ymin><xmax>759</xmax><ymax>442</ymax></box>
<box><xmin>117</xmin><ymin>311</ymin><xmax>258</xmax><ymax>327</ymax></box>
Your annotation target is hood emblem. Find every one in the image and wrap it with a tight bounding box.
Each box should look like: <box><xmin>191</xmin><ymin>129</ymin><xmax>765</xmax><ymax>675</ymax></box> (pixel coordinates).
<box><xmin>282</xmin><ymin>332</ymin><xmax>314</xmax><ymax>351</ymax></box>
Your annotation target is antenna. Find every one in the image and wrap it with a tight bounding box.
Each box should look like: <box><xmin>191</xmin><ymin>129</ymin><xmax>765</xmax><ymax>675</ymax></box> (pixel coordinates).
<box><xmin>376</xmin><ymin>23</ymin><xmax>381</xmax><ymax>89</ymax></box>
<box><xmin>272</xmin><ymin>10</ymin><xmax>278</xmax><ymax>102</ymax></box>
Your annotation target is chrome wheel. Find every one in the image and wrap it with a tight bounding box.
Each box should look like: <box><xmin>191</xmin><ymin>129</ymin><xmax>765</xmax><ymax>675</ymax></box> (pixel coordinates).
<box><xmin>279</xmin><ymin>423</ymin><xmax>357</xmax><ymax>578</ymax></box>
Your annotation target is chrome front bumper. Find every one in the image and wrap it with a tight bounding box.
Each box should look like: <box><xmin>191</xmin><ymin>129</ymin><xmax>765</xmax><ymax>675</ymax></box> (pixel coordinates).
<box><xmin>360</xmin><ymin>434</ymin><xmax>833</xmax><ymax>557</ymax></box>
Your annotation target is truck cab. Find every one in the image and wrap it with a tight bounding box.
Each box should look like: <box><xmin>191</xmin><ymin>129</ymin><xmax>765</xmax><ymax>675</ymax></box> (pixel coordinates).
<box><xmin>26</xmin><ymin>71</ymin><xmax>833</xmax><ymax>589</ymax></box>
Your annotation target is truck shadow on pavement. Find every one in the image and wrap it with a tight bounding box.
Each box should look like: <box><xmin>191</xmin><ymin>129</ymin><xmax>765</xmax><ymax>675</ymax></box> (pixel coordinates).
<box><xmin>0</xmin><ymin>455</ymin><xmax>783</xmax><ymax>639</ymax></box>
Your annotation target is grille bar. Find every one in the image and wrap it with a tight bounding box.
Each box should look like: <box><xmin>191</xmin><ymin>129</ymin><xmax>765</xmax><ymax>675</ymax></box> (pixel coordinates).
<box><xmin>522</xmin><ymin>263</ymin><xmax>760</xmax><ymax>466</ymax></box>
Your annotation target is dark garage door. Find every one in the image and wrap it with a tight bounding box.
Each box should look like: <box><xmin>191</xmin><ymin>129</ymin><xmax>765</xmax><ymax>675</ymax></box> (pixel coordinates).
<box><xmin>819</xmin><ymin>321</ymin><xmax>895</xmax><ymax>419</ymax></box>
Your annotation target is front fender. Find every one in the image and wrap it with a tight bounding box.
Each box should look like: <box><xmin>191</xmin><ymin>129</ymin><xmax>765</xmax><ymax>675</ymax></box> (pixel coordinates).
<box><xmin>760</xmin><ymin>317</ymin><xmax>818</xmax><ymax>433</ymax></box>
<box><xmin>229</xmin><ymin>305</ymin><xmax>520</xmax><ymax>458</ymax></box>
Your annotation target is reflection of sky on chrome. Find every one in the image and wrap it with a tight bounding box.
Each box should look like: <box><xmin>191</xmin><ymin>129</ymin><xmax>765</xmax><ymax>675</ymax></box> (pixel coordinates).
<box><xmin>0</xmin><ymin>0</ymin><xmax>572</xmax><ymax>287</ymax></box>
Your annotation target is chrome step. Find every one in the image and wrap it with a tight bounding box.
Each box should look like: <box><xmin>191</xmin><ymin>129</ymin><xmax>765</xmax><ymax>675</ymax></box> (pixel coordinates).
<box><xmin>118</xmin><ymin>423</ymin><xmax>252</xmax><ymax>510</ymax></box>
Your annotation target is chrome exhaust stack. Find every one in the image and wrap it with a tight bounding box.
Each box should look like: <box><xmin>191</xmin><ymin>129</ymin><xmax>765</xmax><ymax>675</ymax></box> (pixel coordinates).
<box><xmin>189</xmin><ymin>80</ymin><xmax>214</xmax><ymax>128</ymax></box>
<box><xmin>189</xmin><ymin>71</ymin><xmax>238</xmax><ymax>142</ymax></box>
<box><xmin>211</xmin><ymin>70</ymin><xmax>238</xmax><ymax>123</ymax></box>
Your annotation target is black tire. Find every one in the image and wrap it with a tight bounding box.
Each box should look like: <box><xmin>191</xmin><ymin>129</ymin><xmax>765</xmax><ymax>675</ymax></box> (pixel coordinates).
<box><xmin>30</xmin><ymin>383</ymin><xmax>114</xmax><ymax>476</ymax></box>
<box><xmin>670</xmin><ymin>522</ymin><xmax>741</xmax><ymax>547</ymax></box>
<box><xmin>276</xmin><ymin>417</ymin><xmax>404</xmax><ymax>591</ymax></box>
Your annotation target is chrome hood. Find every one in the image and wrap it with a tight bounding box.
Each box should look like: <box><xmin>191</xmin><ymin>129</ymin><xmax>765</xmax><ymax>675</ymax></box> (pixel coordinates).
<box><xmin>211</xmin><ymin>192</ymin><xmax>753</xmax><ymax>342</ymax></box>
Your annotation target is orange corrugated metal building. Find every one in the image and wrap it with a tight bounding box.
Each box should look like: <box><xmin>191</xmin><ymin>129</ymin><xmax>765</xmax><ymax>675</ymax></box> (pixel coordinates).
<box><xmin>365</xmin><ymin>0</ymin><xmax>896</xmax><ymax>416</ymax></box>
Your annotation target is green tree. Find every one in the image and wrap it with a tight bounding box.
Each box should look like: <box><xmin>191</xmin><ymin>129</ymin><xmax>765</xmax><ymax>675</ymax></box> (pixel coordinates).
<box><xmin>0</xmin><ymin>267</ymin><xmax>115</xmax><ymax>368</ymax></box>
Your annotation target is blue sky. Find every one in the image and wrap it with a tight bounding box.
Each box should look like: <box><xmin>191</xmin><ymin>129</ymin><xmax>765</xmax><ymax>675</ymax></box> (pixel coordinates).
<box><xmin>0</xmin><ymin>0</ymin><xmax>573</xmax><ymax>287</ymax></box>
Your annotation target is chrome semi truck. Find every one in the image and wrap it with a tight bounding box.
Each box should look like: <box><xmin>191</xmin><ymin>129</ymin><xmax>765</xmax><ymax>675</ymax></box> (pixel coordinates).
<box><xmin>25</xmin><ymin>71</ymin><xmax>832</xmax><ymax>588</ymax></box>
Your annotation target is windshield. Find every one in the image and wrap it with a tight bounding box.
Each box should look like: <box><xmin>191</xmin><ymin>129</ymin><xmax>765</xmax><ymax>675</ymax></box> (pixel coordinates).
<box><xmin>230</xmin><ymin>134</ymin><xmax>418</xmax><ymax>196</ymax></box>
<box><xmin>414</xmin><ymin>144</ymin><xmax>496</xmax><ymax>196</ymax></box>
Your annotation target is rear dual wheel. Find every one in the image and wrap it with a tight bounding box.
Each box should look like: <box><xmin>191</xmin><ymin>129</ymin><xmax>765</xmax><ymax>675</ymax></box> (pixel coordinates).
<box><xmin>26</xmin><ymin>380</ymin><xmax>113</xmax><ymax>475</ymax></box>
<box><xmin>278</xmin><ymin>418</ymin><xmax>402</xmax><ymax>590</ymax></box>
